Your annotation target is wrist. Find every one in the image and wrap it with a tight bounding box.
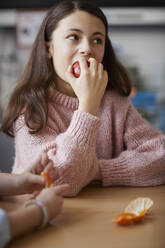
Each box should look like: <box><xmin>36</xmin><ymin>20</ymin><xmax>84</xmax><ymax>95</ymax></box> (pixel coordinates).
<box><xmin>78</xmin><ymin>101</ymin><xmax>99</xmax><ymax>116</ymax></box>
<box><xmin>24</xmin><ymin>200</ymin><xmax>49</xmax><ymax>228</ymax></box>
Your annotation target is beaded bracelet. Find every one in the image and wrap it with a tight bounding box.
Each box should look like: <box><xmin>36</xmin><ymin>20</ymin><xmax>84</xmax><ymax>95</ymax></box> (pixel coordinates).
<box><xmin>24</xmin><ymin>200</ymin><xmax>49</xmax><ymax>228</ymax></box>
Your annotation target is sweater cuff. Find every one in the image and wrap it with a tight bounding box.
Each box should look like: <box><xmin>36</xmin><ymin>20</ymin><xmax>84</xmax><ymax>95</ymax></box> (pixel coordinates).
<box><xmin>67</xmin><ymin>110</ymin><xmax>101</xmax><ymax>147</ymax></box>
<box><xmin>99</xmin><ymin>157</ymin><xmax>135</xmax><ymax>186</ymax></box>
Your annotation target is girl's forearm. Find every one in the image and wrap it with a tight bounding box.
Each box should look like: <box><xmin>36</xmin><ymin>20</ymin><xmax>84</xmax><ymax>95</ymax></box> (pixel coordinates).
<box><xmin>0</xmin><ymin>173</ymin><xmax>18</xmax><ymax>196</ymax></box>
<box><xmin>7</xmin><ymin>205</ymin><xmax>43</xmax><ymax>239</ymax></box>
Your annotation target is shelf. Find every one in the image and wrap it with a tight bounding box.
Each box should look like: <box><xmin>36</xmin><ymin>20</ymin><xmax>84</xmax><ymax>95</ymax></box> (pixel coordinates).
<box><xmin>0</xmin><ymin>8</ymin><xmax>165</xmax><ymax>27</ymax></box>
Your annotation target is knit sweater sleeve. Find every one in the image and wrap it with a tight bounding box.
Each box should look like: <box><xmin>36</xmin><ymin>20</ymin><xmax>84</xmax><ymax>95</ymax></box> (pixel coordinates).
<box><xmin>99</xmin><ymin>103</ymin><xmax>165</xmax><ymax>187</ymax></box>
<box><xmin>13</xmin><ymin>110</ymin><xmax>101</xmax><ymax>196</ymax></box>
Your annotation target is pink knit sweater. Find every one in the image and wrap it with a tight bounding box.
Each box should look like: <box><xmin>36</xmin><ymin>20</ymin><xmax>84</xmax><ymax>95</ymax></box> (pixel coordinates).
<box><xmin>12</xmin><ymin>90</ymin><xmax>165</xmax><ymax>196</ymax></box>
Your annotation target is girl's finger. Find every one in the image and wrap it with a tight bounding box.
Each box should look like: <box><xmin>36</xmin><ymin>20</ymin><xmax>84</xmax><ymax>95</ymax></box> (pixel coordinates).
<box><xmin>88</xmin><ymin>57</ymin><xmax>97</xmax><ymax>72</ymax></box>
<box><xmin>44</xmin><ymin>162</ymin><xmax>59</xmax><ymax>182</ymax></box>
<box><xmin>54</xmin><ymin>184</ymin><xmax>70</xmax><ymax>196</ymax></box>
<box><xmin>26</xmin><ymin>152</ymin><xmax>48</xmax><ymax>174</ymax></box>
<box><xmin>79</xmin><ymin>57</ymin><xmax>89</xmax><ymax>73</ymax></box>
<box><xmin>30</xmin><ymin>174</ymin><xmax>45</xmax><ymax>185</ymax></box>
<box><xmin>41</xmin><ymin>152</ymin><xmax>49</xmax><ymax>166</ymax></box>
<box><xmin>98</xmin><ymin>63</ymin><xmax>104</xmax><ymax>76</ymax></box>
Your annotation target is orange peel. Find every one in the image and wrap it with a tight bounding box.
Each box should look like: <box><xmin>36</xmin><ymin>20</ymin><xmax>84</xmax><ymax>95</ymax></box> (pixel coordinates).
<box><xmin>41</xmin><ymin>171</ymin><xmax>52</xmax><ymax>188</ymax></box>
<box><xmin>113</xmin><ymin>197</ymin><xmax>153</xmax><ymax>225</ymax></box>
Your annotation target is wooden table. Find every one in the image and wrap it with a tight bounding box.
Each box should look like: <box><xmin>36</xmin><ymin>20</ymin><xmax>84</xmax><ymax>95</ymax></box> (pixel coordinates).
<box><xmin>1</xmin><ymin>185</ymin><xmax>165</xmax><ymax>248</ymax></box>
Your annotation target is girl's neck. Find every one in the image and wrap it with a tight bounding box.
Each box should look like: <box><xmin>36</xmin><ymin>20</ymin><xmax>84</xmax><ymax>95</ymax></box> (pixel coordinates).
<box><xmin>54</xmin><ymin>75</ymin><xmax>76</xmax><ymax>98</ymax></box>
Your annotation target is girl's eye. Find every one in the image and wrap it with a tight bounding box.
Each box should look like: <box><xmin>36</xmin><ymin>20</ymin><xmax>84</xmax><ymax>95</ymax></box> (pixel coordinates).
<box><xmin>93</xmin><ymin>38</ymin><xmax>102</xmax><ymax>44</ymax></box>
<box><xmin>68</xmin><ymin>34</ymin><xmax>79</xmax><ymax>40</ymax></box>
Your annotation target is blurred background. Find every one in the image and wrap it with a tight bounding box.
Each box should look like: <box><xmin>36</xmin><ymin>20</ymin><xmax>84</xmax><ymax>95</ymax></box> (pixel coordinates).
<box><xmin>0</xmin><ymin>0</ymin><xmax>165</xmax><ymax>172</ymax></box>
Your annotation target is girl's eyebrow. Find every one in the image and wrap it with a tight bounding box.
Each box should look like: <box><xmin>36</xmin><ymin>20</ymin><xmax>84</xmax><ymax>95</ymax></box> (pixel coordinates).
<box><xmin>67</xmin><ymin>28</ymin><xmax>105</xmax><ymax>37</ymax></box>
<box><xmin>93</xmin><ymin>31</ymin><xmax>105</xmax><ymax>37</ymax></box>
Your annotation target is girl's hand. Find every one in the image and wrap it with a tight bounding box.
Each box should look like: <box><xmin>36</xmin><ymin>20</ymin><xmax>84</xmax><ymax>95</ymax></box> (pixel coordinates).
<box><xmin>15</xmin><ymin>172</ymin><xmax>45</xmax><ymax>194</ymax></box>
<box><xmin>27</xmin><ymin>152</ymin><xmax>59</xmax><ymax>184</ymax></box>
<box><xmin>27</xmin><ymin>152</ymin><xmax>52</xmax><ymax>175</ymax></box>
<box><xmin>36</xmin><ymin>184</ymin><xmax>69</xmax><ymax>220</ymax></box>
<box><xmin>16</xmin><ymin>153</ymin><xmax>59</xmax><ymax>195</ymax></box>
<box><xmin>66</xmin><ymin>57</ymin><xmax>108</xmax><ymax>116</ymax></box>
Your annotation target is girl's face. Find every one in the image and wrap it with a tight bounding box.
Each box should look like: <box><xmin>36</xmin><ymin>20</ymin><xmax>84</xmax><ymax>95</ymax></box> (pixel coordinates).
<box><xmin>48</xmin><ymin>10</ymin><xmax>106</xmax><ymax>96</ymax></box>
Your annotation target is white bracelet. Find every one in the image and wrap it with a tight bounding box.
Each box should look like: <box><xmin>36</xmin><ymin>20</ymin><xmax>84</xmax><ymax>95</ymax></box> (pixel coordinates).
<box><xmin>24</xmin><ymin>200</ymin><xmax>49</xmax><ymax>229</ymax></box>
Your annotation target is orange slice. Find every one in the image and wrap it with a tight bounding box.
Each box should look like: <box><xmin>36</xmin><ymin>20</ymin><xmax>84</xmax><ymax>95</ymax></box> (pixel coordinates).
<box><xmin>113</xmin><ymin>213</ymin><xmax>136</xmax><ymax>225</ymax></box>
<box><xmin>41</xmin><ymin>172</ymin><xmax>52</xmax><ymax>188</ymax></box>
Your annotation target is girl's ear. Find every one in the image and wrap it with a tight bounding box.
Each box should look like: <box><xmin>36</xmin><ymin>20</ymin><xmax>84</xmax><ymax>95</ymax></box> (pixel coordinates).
<box><xmin>46</xmin><ymin>42</ymin><xmax>53</xmax><ymax>59</ymax></box>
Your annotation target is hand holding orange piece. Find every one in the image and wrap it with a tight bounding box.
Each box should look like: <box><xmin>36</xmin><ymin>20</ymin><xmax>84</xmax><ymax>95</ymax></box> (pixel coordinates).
<box><xmin>41</xmin><ymin>172</ymin><xmax>52</xmax><ymax>188</ymax></box>
<box><xmin>113</xmin><ymin>197</ymin><xmax>153</xmax><ymax>225</ymax></box>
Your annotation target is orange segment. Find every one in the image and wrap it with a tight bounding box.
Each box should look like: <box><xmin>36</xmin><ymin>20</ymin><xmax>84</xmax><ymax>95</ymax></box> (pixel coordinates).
<box><xmin>113</xmin><ymin>211</ymin><xmax>146</xmax><ymax>225</ymax></box>
<box><xmin>113</xmin><ymin>213</ymin><xmax>136</xmax><ymax>225</ymax></box>
<box><xmin>41</xmin><ymin>172</ymin><xmax>52</xmax><ymax>188</ymax></box>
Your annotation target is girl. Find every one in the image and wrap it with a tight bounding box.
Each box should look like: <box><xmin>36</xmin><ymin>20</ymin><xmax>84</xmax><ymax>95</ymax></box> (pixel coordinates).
<box><xmin>1</xmin><ymin>0</ymin><xmax>165</xmax><ymax>197</ymax></box>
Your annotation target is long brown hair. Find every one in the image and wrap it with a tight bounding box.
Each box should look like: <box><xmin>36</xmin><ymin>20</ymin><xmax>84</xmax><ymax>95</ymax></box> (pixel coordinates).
<box><xmin>1</xmin><ymin>0</ymin><xmax>132</xmax><ymax>137</ymax></box>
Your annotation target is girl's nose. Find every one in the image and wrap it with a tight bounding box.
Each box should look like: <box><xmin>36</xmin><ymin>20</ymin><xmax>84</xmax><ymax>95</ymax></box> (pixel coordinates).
<box><xmin>79</xmin><ymin>39</ymin><xmax>92</xmax><ymax>56</ymax></box>
<box><xmin>80</xmin><ymin>50</ymin><xmax>91</xmax><ymax>56</ymax></box>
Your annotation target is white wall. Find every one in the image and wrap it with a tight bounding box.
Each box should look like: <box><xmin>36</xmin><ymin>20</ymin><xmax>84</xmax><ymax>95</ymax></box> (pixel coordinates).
<box><xmin>109</xmin><ymin>27</ymin><xmax>165</xmax><ymax>93</ymax></box>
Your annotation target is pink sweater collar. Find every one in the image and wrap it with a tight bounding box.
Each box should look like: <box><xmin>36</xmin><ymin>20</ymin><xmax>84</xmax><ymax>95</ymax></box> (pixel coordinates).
<box><xmin>50</xmin><ymin>89</ymin><xmax>79</xmax><ymax>110</ymax></box>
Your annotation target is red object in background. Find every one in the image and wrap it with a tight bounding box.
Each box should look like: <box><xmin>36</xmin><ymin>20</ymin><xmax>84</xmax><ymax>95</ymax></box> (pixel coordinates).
<box><xmin>72</xmin><ymin>61</ymin><xmax>90</xmax><ymax>78</ymax></box>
